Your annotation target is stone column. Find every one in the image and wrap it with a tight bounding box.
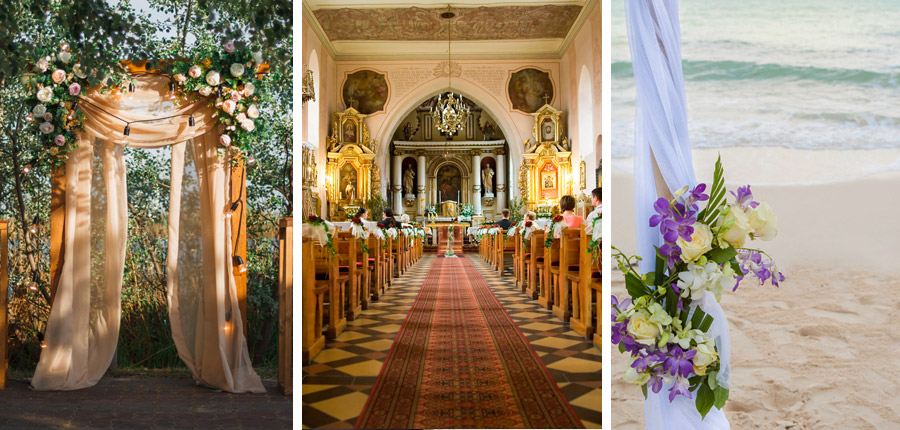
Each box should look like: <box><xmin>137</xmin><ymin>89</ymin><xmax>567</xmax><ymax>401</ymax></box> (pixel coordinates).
<box><xmin>416</xmin><ymin>151</ymin><xmax>426</xmax><ymax>216</ymax></box>
<box><xmin>471</xmin><ymin>150</ymin><xmax>482</xmax><ymax>215</ymax></box>
<box><xmin>392</xmin><ymin>150</ymin><xmax>403</xmax><ymax>215</ymax></box>
<box><xmin>496</xmin><ymin>148</ymin><xmax>507</xmax><ymax>211</ymax></box>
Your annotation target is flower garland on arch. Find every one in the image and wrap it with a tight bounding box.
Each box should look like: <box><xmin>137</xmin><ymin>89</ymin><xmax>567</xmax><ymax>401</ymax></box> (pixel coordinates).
<box><xmin>23</xmin><ymin>43</ymin><xmax>129</xmax><ymax>165</ymax></box>
<box><xmin>23</xmin><ymin>41</ymin><xmax>270</xmax><ymax>168</ymax></box>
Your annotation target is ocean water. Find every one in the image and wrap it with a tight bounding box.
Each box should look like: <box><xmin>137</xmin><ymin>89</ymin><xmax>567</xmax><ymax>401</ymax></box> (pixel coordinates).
<box><xmin>612</xmin><ymin>0</ymin><xmax>900</xmax><ymax>159</ymax></box>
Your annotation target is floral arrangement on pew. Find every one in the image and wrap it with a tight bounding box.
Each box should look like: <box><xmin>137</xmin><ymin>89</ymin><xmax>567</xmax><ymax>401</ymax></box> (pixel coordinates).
<box><xmin>544</xmin><ymin>215</ymin><xmax>570</xmax><ymax>248</ymax></box>
<box><xmin>585</xmin><ymin>206</ymin><xmax>603</xmax><ymax>266</ymax></box>
<box><xmin>23</xmin><ymin>43</ymin><xmax>128</xmax><ymax>165</ymax></box>
<box><xmin>350</xmin><ymin>217</ymin><xmax>370</xmax><ymax>254</ymax></box>
<box><xmin>371</xmin><ymin>224</ymin><xmax>387</xmax><ymax>249</ymax></box>
<box><xmin>520</xmin><ymin>220</ymin><xmax>536</xmax><ymax>248</ymax></box>
<box><xmin>611</xmin><ymin>157</ymin><xmax>783</xmax><ymax>418</ymax></box>
<box><xmin>507</xmin><ymin>221</ymin><xmax>522</xmax><ymax>238</ymax></box>
<box><xmin>303</xmin><ymin>215</ymin><xmax>336</xmax><ymax>255</ymax></box>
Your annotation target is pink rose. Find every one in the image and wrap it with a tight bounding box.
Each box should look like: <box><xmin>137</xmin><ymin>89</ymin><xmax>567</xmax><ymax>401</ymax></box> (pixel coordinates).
<box><xmin>220</xmin><ymin>134</ymin><xmax>232</xmax><ymax>147</ymax></box>
<box><xmin>224</xmin><ymin>42</ymin><xmax>235</xmax><ymax>53</ymax></box>
<box><xmin>52</xmin><ymin>69</ymin><xmax>66</xmax><ymax>84</ymax></box>
<box><xmin>54</xmin><ymin>135</ymin><xmax>66</xmax><ymax>146</ymax></box>
<box><xmin>241</xmin><ymin>119</ymin><xmax>255</xmax><ymax>132</ymax></box>
<box><xmin>189</xmin><ymin>65</ymin><xmax>202</xmax><ymax>78</ymax></box>
<box><xmin>68</xmin><ymin>83</ymin><xmax>81</xmax><ymax>96</ymax></box>
<box><xmin>222</xmin><ymin>100</ymin><xmax>236</xmax><ymax>115</ymax></box>
<box><xmin>230</xmin><ymin>91</ymin><xmax>242</xmax><ymax>102</ymax></box>
<box><xmin>44</xmin><ymin>113</ymin><xmax>53</xmax><ymax>122</ymax></box>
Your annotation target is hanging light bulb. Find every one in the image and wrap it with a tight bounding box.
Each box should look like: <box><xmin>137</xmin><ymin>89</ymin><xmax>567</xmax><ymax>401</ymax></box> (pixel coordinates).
<box><xmin>233</xmin><ymin>256</ymin><xmax>248</xmax><ymax>273</ymax></box>
<box><xmin>29</xmin><ymin>271</ymin><xmax>39</xmax><ymax>291</ymax></box>
<box><xmin>225</xmin><ymin>201</ymin><xmax>240</xmax><ymax>219</ymax></box>
<box><xmin>188</xmin><ymin>115</ymin><xmax>196</xmax><ymax>135</ymax></box>
<box><xmin>168</xmin><ymin>81</ymin><xmax>176</xmax><ymax>100</ymax></box>
<box><xmin>25</xmin><ymin>114</ymin><xmax>33</xmax><ymax>122</ymax></box>
<box><xmin>121</xmin><ymin>124</ymin><xmax>130</xmax><ymax>143</ymax></box>
<box><xmin>30</xmin><ymin>215</ymin><xmax>39</xmax><ymax>235</ymax></box>
<box><xmin>23</xmin><ymin>158</ymin><xmax>36</xmax><ymax>174</ymax></box>
<box><xmin>128</xmin><ymin>82</ymin><xmax>135</xmax><ymax>93</ymax></box>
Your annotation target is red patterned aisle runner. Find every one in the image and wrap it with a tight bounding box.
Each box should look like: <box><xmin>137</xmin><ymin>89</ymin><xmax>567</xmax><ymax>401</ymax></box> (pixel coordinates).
<box><xmin>356</xmin><ymin>256</ymin><xmax>584</xmax><ymax>429</ymax></box>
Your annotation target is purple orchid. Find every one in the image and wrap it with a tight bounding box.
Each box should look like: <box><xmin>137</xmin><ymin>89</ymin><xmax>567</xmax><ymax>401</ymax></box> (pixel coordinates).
<box><xmin>648</xmin><ymin>371</ymin><xmax>665</xmax><ymax>394</ymax></box>
<box><xmin>659</xmin><ymin>243</ymin><xmax>682</xmax><ymax>269</ymax></box>
<box><xmin>730</xmin><ymin>185</ymin><xmax>759</xmax><ymax>210</ymax></box>
<box><xmin>663</xmin><ymin>345</ymin><xmax>697</xmax><ymax>378</ymax></box>
<box><xmin>734</xmin><ymin>249</ymin><xmax>785</xmax><ymax>290</ymax></box>
<box><xmin>669</xmin><ymin>376</ymin><xmax>693</xmax><ymax>402</ymax></box>
<box><xmin>649</xmin><ymin>198</ymin><xmax>673</xmax><ymax>228</ymax></box>
<box><xmin>685</xmin><ymin>184</ymin><xmax>709</xmax><ymax>211</ymax></box>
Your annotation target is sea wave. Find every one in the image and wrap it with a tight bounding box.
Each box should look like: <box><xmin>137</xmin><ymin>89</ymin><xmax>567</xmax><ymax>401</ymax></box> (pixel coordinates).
<box><xmin>612</xmin><ymin>60</ymin><xmax>899</xmax><ymax>88</ymax></box>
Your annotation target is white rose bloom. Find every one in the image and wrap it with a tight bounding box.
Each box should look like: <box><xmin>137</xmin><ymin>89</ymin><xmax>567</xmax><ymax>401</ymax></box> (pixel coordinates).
<box><xmin>32</xmin><ymin>104</ymin><xmax>47</xmax><ymax>117</ymax></box>
<box><xmin>205</xmin><ymin>70</ymin><xmax>220</xmax><ymax>86</ymax></box>
<box><xmin>37</xmin><ymin>87</ymin><xmax>54</xmax><ymax>103</ymax></box>
<box><xmin>676</xmin><ymin>222</ymin><xmax>713</xmax><ymax>263</ymax></box>
<box><xmin>189</xmin><ymin>65</ymin><xmax>203</xmax><ymax>78</ymax></box>
<box><xmin>198</xmin><ymin>86</ymin><xmax>213</xmax><ymax>96</ymax></box>
<box><xmin>73</xmin><ymin>64</ymin><xmax>87</xmax><ymax>79</ymax></box>
<box><xmin>718</xmin><ymin>204</ymin><xmax>751</xmax><ymax>248</ymax></box>
<box><xmin>246</xmin><ymin>104</ymin><xmax>259</xmax><ymax>119</ymax></box>
<box><xmin>43</xmin><ymin>113</ymin><xmax>53</xmax><ymax>122</ymax></box>
<box><xmin>175</xmin><ymin>74</ymin><xmax>187</xmax><ymax>83</ymax></box>
<box><xmin>241</xmin><ymin>119</ymin><xmax>255</xmax><ymax>132</ymax></box>
<box><xmin>230</xmin><ymin>63</ymin><xmax>245</xmax><ymax>77</ymax></box>
<box><xmin>243</xmin><ymin>82</ymin><xmax>255</xmax><ymax>96</ymax></box>
<box><xmin>252</xmin><ymin>51</ymin><xmax>263</xmax><ymax>63</ymax></box>
<box><xmin>39</xmin><ymin>122</ymin><xmax>55</xmax><ymax>134</ymax></box>
<box><xmin>236</xmin><ymin>113</ymin><xmax>247</xmax><ymax>123</ymax></box>
<box><xmin>58</xmin><ymin>51</ymin><xmax>72</xmax><ymax>64</ymax></box>
<box><xmin>36</xmin><ymin>58</ymin><xmax>49</xmax><ymax>72</ymax></box>
<box><xmin>749</xmin><ymin>201</ymin><xmax>778</xmax><ymax>241</ymax></box>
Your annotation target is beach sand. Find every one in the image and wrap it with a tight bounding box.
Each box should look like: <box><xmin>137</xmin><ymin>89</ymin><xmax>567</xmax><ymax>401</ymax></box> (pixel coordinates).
<box><xmin>610</xmin><ymin>148</ymin><xmax>900</xmax><ymax>429</ymax></box>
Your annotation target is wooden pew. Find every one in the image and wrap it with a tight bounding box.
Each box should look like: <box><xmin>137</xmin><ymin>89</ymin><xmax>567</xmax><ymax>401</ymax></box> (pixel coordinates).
<box><xmin>497</xmin><ymin>230</ymin><xmax>516</xmax><ymax>276</ymax></box>
<box><xmin>335</xmin><ymin>231</ymin><xmax>363</xmax><ymax>321</ymax></box>
<box><xmin>308</xmin><ymin>234</ymin><xmax>347</xmax><ymax>341</ymax></box>
<box><xmin>568</xmin><ymin>228</ymin><xmax>596</xmax><ymax>340</ymax></box>
<box><xmin>538</xmin><ymin>231</ymin><xmax>558</xmax><ymax>310</ymax></box>
<box><xmin>389</xmin><ymin>231</ymin><xmax>402</xmax><ymax>279</ymax></box>
<box><xmin>552</xmin><ymin>227</ymin><xmax>581</xmax><ymax>322</ymax></box>
<box><xmin>369</xmin><ymin>235</ymin><xmax>387</xmax><ymax>300</ymax></box>
<box><xmin>527</xmin><ymin>229</ymin><xmax>544</xmax><ymax>300</ymax></box>
<box><xmin>359</xmin><ymin>232</ymin><xmax>372</xmax><ymax>310</ymax></box>
<box><xmin>590</xmin><ymin>246</ymin><xmax>602</xmax><ymax>349</ymax></box>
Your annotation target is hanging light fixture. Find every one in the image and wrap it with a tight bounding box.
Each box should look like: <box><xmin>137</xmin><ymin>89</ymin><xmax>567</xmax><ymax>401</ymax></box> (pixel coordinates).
<box><xmin>431</xmin><ymin>7</ymin><xmax>469</xmax><ymax>135</ymax></box>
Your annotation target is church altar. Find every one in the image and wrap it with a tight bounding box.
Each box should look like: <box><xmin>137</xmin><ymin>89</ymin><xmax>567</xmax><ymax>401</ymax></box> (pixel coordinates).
<box><xmin>427</xmin><ymin>222</ymin><xmax>469</xmax><ymax>255</ymax></box>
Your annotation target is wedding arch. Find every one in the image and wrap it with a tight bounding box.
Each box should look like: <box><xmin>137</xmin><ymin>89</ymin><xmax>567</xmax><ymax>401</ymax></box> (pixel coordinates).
<box><xmin>23</xmin><ymin>44</ymin><xmax>271</xmax><ymax>393</ymax></box>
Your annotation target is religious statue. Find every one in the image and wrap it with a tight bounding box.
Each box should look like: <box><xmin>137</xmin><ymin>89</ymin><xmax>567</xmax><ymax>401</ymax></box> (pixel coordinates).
<box><xmin>403</xmin><ymin>166</ymin><xmax>415</xmax><ymax>196</ymax></box>
<box><xmin>482</xmin><ymin>123</ymin><xmax>495</xmax><ymax>141</ymax></box>
<box><xmin>344</xmin><ymin>181</ymin><xmax>355</xmax><ymax>200</ymax></box>
<box><xmin>402</xmin><ymin>121</ymin><xmax>414</xmax><ymax>141</ymax></box>
<box><xmin>482</xmin><ymin>165</ymin><xmax>494</xmax><ymax>194</ymax></box>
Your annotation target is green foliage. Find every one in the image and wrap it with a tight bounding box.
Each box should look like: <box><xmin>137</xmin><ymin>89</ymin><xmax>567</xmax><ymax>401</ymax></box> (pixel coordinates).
<box><xmin>508</xmin><ymin>197</ymin><xmax>524</xmax><ymax>223</ymax></box>
<box><xmin>366</xmin><ymin>194</ymin><xmax>387</xmax><ymax>219</ymax></box>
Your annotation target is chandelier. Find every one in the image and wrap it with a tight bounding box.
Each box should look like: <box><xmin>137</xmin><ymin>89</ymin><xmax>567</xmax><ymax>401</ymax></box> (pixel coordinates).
<box><xmin>431</xmin><ymin>9</ymin><xmax>469</xmax><ymax>135</ymax></box>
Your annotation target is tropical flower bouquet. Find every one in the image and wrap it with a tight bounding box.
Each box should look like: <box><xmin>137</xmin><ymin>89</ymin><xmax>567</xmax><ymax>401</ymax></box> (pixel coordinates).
<box><xmin>612</xmin><ymin>157</ymin><xmax>783</xmax><ymax>418</ymax></box>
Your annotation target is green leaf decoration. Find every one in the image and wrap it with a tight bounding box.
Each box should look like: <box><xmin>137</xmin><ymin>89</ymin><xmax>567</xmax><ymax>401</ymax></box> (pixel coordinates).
<box><xmin>690</xmin><ymin>307</ymin><xmax>707</xmax><ymax>330</ymax></box>
<box><xmin>655</xmin><ymin>247</ymin><xmax>666</xmax><ymax>285</ymax></box>
<box><xmin>695</xmin><ymin>382</ymin><xmax>715</xmax><ymax>419</ymax></box>
<box><xmin>706</xmin><ymin>245</ymin><xmax>737</xmax><ymax>265</ymax></box>
<box><xmin>730</xmin><ymin>261</ymin><xmax>744</xmax><ymax>277</ymax></box>
<box><xmin>708</xmin><ymin>371</ymin><xmax>719</xmax><ymax>390</ymax></box>
<box><xmin>641</xmin><ymin>384</ymin><xmax>648</xmax><ymax>399</ymax></box>
<box><xmin>699</xmin><ymin>313</ymin><xmax>715</xmax><ymax>332</ymax></box>
<box><xmin>713</xmin><ymin>386</ymin><xmax>730</xmax><ymax>409</ymax></box>
<box><xmin>698</xmin><ymin>155</ymin><xmax>727</xmax><ymax>225</ymax></box>
<box><xmin>625</xmin><ymin>272</ymin><xmax>651</xmax><ymax>300</ymax></box>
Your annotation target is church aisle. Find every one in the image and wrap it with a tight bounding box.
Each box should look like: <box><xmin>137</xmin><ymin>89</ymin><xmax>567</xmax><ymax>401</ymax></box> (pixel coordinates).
<box><xmin>301</xmin><ymin>254</ymin><xmax>601</xmax><ymax>429</ymax></box>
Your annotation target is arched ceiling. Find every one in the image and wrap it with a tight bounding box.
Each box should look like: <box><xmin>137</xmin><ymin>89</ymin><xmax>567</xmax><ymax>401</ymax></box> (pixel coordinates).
<box><xmin>303</xmin><ymin>0</ymin><xmax>597</xmax><ymax>60</ymax></box>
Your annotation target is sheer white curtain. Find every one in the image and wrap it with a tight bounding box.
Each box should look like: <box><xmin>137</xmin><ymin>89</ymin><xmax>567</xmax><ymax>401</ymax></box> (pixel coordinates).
<box><xmin>32</xmin><ymin>75</ymin><xmax>264</xmax><ymax>393</ymax></box>
<box><xmin>626</xmin><ymin>0</ymin><xmax>730</xmax><ymax>428</ymax></box>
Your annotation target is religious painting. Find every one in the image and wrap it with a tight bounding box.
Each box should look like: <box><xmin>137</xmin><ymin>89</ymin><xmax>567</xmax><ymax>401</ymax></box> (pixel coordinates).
<box><xmin>508</xmin><ymin>68</ymin><xmax>554</xmax><ymax>114</ymax></box>
<box><xmin>436</xmin><ymin>164</ymin><xmax>462</xmax><ymax>203</ymax></box>
<box><xmin>540</xmin><ymin>117</ymin><xmax>555</xmax><ymax>143</ymax></box>
<box><xmin>342</xmin><ymin>69</ymin><xmax>389</xmax><ymax>115</ymax></box>
<box><xmin>341</xmin><ymin>118</ymin><xmax>358</xmax><ymax>144</ymax></box>
<box><xmin>340</xmin><ymin>162</ymin><xmax>359</xmax><ymax>201</ymax></box>
<box><xmin>540</xmin><ymin>162</ymin><xmax>558</xmax><ymax>200</ymax></box>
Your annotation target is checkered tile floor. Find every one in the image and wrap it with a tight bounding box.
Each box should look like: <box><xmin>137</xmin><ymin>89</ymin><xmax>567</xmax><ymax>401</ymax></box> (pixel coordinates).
<box><xmin>301</xmin><ymin>254</ymin><xmax>601</xmax><ymax>429</ymax></box>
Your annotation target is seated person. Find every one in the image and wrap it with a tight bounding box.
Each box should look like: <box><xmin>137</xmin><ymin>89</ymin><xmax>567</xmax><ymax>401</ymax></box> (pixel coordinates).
<box><xmin>496</xmin><ymin>208</ymin><xmax>513</xmax><ymax>230</ymax></box>
<box><xmin>377</xmin><ymin>208</ymin><xmax>399</xmax><ymax>229</ymax></box>
<box><xmin>524</xmin><ymin>211</ymin><xmax>536</xmax><ymax>222</ymax></box>
<box><xmin>559</xmin><ymin>195</ymin><xmax>582</xmax><ymax>228</ymax></box>
<box><xmin>590</xmin><ymin>187</ymin><xmax>602</xmax><ymax>218</ymax></box>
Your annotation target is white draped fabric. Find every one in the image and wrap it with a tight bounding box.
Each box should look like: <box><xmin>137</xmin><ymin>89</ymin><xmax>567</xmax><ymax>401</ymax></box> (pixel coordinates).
<box><xmin>32</xmin><ymin>75</ymin><xmax>264</xmax><ymax>393</ymax></box>
<box><xmin>626</xmin><ymin>0</ymin><xmax>730</xmax><ymax>427</ymax></box>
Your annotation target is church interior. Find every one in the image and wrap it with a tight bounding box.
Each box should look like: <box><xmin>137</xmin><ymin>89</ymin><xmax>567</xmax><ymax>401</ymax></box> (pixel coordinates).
<box><xmin>301</xmin><ymin>0</ymin><xmax>602</xmax><ymax>427</ymax></box>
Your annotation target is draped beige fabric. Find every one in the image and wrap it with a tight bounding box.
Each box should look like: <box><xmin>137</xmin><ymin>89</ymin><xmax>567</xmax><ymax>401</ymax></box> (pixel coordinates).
<box><xmin>32</xmin><ymin>75</ymin><xmax>264</xmax><ymax>393</ymax></box>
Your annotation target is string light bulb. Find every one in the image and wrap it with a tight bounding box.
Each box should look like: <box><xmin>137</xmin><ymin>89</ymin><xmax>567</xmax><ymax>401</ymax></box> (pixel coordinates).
<box><xmin>128</xmin><ymin>82</ymin><xmax>135</xmax><ymax>93</ymax></box>
<box><xmin>188</xmin><ymin>116</ymin><xmax>196</xmax><ymax>135</ymax></box>
<box><xmin>168</xmin><ymin>81</ymin><xmax>176</xmax><ymax>100</ymax></box>
<box><xmin>225</xmin><ymin>201</ymin><xmax>240</xmax><ymax>219</ymax></box>
<box><xmin>121</xmin><ymin>124</ymin><xmax>130</xmax><ymax>144</ymax></box>
<box><xmin>30</xmin><ymin>215</ymin><xmax>39</xmax><ymax>234</ymax></box>
<box><xmin>233</xmin><ymin>256</ymin><xmax>248</xmax><ymax>273</ymax></box>
<box><xmin>29</xmin><ymin>271</ymin><xmax>39</xmax><ymax>291</ymax></box>
<box><xmin>25</xmin><ymin>114</ymin><xmax>33</xmax><ymax>122</ymax></box>
<box><xmin>23</xmin><ymin>158</ymin><xmax>36</xmax><ymax>174</ymax></box>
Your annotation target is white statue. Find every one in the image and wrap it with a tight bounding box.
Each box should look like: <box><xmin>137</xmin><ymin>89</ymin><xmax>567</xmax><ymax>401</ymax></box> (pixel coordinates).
<box><xmin>403</xmin><ymin>166</ymin><xmax>415</xmax><ymax>196</ymax></box>
<box><xmin>482</xmin><ymin>165</ymin><xmax>494</xmax><ymax>193</ymax></box>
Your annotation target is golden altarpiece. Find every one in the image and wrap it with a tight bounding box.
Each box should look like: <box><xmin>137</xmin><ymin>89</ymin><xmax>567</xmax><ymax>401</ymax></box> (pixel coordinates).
<box><xmin>325</xmin><ymin>107</ymin><xmax>381</xmax><ymax>219</ymax></box>
<box><xmin>518</xmin><ymin>104</ymin><xmax>574</xmax><ymax>213</ymax></box>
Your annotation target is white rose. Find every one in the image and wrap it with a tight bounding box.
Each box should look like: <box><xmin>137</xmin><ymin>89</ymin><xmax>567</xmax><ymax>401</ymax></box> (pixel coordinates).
<box><xmin>58</xmin><ymin>51</ymin><xmax>72</xmax><ymax>64</ymax></box>
<box><xmin>37</xmin><ymin>87</ymin><xmax>54</xmax><ymax>103</ymax></box>
<box><xmin>175</xmin><ymin>74</ymin><xmax>187</xmax><ymax>83</ymax></box>
<box><xmin>236</xmin><ymin>113</ymin><xmax>247</xmax><ymax>123</ymax></box>
<box><xmin>73</xmin><ymin>64</ymin><xmax>87</xmax><ymax>79</ymax></box>
<box><xmin>252</xmin><ymin>51</ymin><xmax>263</xmax><ymax>63</ymax></box>
<box><xmin>748</xmin><ymin>201</ymin><xmax>777</xmax><ymax>241</ymax></box>
<box><xmin>719</xmin><ymin>205</ymin><xmax>751</xmax><ymax>248</ymax></box>
<box><xmin>205</xmin><ymin>70</ymin><xmax>220</xmax><ymax>86</ymax></box>
<box><xmin>692</xmin><ymin>343</ymin><xmax>718</xmax><ymax>376</ymax></box>
<box><xmin>677</xmin><ymin>222</ymin><xmax>714</xmax><ymax>263</ymax></box>
<box><xmin>230</xmin><ymin>63</ymin><xmax>245</xmax><ymax>77</ymax></box>
<box><xmin>36</xmin><ymin>58</ymin><xmax>49</xmax><ymax>72</ymax></box>
<box><xmin>32</xmin><ymin>104</ymin><xmax>47</xmax><ymax>117</ymax></box>
<box><xmin>246</xmin><ymin>104</ymin><xmax>259</xmax><ymax>119</ymax></box>
<box><xmin>198</xmin><ymin>86</ymin><xmax>213</xmax><ymax>96</ymax></box>
<box><xmin>39</xmin><ymin>122</ymin><xmax>55</xmax><ymax>134</ymax></box>
<box><xmin>241</xmin><ymin>119</ymin><xmax>255</xmax><ymax>132</ymax></box>
<box><xmin>626</xmin><ymin>310</ymin><xmax>659</xmax><ymax>346</ymax></box>
<box><xmin>243</xmin><ymin>82</ymin><xmax>255</xmax><ymax>96</ymax></box>
<box><xmin>43</xmin><ymin>113</ymin><xmax>53</xmax><ymax>122</ymax></box>
<box><xmin>222</xmin><ymin>100</ymin><xmax>236</xmax><ymax>115</ymax></box>
<box><xmin>189</xmin><ymin>65</ymin><xmax>202</xmax><ymax>78</ymax></box>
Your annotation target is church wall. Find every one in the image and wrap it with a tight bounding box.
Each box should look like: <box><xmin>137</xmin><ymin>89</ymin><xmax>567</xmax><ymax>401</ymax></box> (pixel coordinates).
<box><xmin>302</xmin><ymin>14</ymin><xmax>338</xmax><ymax>216</ymax></box>
<box><xmin>561</xmin><ymin>2</ymin><xmax>602</xmax><ymax>193</ymax></box>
